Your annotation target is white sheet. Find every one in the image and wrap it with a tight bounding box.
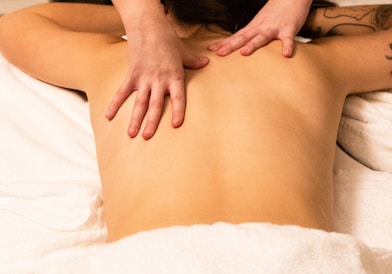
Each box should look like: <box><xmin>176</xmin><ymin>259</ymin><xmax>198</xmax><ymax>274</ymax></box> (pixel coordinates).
<box><xmin>0</xmin><ymin>51</ymin><xmax>99</xmax><ymax>182</ymax></box>
<box><xmin>338</xmin><ymin>91</ymin><xmax>392</xmax><ymax>172</ymax></box>
<box><xmin>0</xmin><ymin>52</ymin><xmax>106</xmax><ymax>272</ymax></box>
<box><xmin>1</xmin><ymin>0</ymin><xmax>392</xmax><ymax>272</ymax></box>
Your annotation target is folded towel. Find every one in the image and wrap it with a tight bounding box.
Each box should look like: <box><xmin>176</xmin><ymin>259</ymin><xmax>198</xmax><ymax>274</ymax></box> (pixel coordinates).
<box><xmin>337</xmin><ymin>91</ymin><xmax>392</xmax><ymax>172</ymax></box>
<box><xmin>42</xmin><ymin>222</ymin><xmax>392</xmax><ymax>274</ymax></box>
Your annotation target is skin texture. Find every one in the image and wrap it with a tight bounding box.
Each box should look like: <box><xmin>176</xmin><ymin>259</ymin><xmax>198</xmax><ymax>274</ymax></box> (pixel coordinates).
<box><xmin>108</xmin><ymin>0</ymin><xmax>313</xmax><ymax>140</ymax></box>
<box><xmin>0</xmin><ymin>4</ymin><xmax>391</xmax><ymax>242</ymax></box>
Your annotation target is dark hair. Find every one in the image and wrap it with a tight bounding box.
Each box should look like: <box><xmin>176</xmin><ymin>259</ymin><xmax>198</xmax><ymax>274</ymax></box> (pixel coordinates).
<box><xmin>162</xmin><ymin>0</ymin><xmax>335</xmax><ymax>33</ymax></box>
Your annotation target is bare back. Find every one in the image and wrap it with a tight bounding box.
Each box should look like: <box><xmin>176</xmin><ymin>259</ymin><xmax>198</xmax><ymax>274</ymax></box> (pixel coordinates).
<box><xmin>87</xmin><ymin>36</ymin><xmax>345</xmax><ymax>241</ymax></box>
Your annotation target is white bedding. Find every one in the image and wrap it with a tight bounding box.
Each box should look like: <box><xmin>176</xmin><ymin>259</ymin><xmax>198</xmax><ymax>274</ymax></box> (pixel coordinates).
<box><xmin>1</xmin><ymin>0</ymin><xmax>392</xmax><ymax>273</ymax></box>
<box><xmin>0</xmin><ymin>51</ymin><xmax>106</xmax><ymax>273</ymax></box>
<box><xmin>338</xmin><ymin>91</ymin><xmax>392</xmax><ymax>172</ymax></box>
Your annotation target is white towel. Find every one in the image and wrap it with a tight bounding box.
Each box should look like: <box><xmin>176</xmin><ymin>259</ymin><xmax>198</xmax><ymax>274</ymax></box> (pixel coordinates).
<box><xmin>0</xmin><ymin>180</ymin><xmax>102</xmax><ymax>230</ymax></box>
<box><xmin>333</xmin><ymin>169</ymin><xmax>392</xmax><ymax>250</ymax></box>
<box><xmin>338</xmin><ymin>91</ymin><xmax>392</xmax><ymax>172</ymax></box>
<box><xmin>40</xmin><ymin>222</ymin><xmax>392</xmax><ymax>274</ymax></box>
<box><xmin>0</xmin><ymin>179</ymin><xmax>106</xmax><ymax>273</ymax></box>
<box><xmin>31</xmin><ymin>169</ymin><xmax>392</xmax><ymax>274</ymax></box>
<box><xmin>0</xmin><ymin>52</ymin><xmax>107</xmax><ymax>273</ymax></box>
<box><xmin>0</xmin><ymin>52</ymin><xmax>99</xmax><ymax>183</ymax></box>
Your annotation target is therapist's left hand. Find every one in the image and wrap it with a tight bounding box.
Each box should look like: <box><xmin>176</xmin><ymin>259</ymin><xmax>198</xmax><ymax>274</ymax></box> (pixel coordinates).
<box><xmin>208</xmin><ymin>0</ymin><xmax>312</xmax><ymax>58</ymax></box>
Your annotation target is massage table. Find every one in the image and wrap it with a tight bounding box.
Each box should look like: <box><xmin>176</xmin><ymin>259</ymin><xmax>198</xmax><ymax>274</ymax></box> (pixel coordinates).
<box><xmin>0</xmin><ymin>0</ymin><xmax>391</xmax><ymax>272</ymax></box>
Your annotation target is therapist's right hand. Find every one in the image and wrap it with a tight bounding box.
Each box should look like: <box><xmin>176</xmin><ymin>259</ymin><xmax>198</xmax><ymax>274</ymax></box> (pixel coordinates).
<box><xmin>106</xmin><ymin>1</ymin><xmax>208</xmax><ymax>140</ymax></box>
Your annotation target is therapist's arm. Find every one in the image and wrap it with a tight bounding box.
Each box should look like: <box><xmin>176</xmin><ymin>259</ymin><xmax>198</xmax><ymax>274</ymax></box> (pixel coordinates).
<box><xmin>108</xmin><ymin>0</ymin><xmax>209</xmax><ymax>139</ymax></box>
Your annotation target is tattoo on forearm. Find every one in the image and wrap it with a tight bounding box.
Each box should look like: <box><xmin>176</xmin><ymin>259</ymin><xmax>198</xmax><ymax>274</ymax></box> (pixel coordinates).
<box><xmin>323</xmin><ymin>7</ymin><xmax>376</xmax><ymax>35</ymax></box>
<box><xmin>324</xmin><ymin>6</ymin><xmax>374</xmax><ymax>21</ymax></box>
<box><xmin>374</xmin><ymin>6</ymin><xmax>392</xmax><ymax>29</ymax></box>
<box><xmin>324</xmin><ymin>5</ymin><xmax>392</xmax><ymax>28</ymax></box>
<box><xmin>307</xmin><ymin>5</ymin><xmax>392</xmax><ymax>37</ymax></box>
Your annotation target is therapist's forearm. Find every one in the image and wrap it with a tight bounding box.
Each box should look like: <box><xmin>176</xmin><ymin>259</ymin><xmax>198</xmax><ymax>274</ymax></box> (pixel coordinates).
<box><xmin>112</xmin><ymin>0</ymin><xmax>167</xmax><ymax>33</ymax></box>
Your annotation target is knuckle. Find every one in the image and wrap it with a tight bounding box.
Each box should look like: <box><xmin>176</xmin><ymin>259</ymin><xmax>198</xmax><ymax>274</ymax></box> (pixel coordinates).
<box><xmin>233</xmin><ymin>36</ymin><xmax>247</xmax><ymax>47</ymax></box>
<box><xmin>148</xmin><ymin>94</ymin><xmax>164</xmax><ymax>108</ymax></box>
<box><xmin>169</xmin><ymin>69</ymin><xmax>184</xmax><ymax>81</ymax></box>
<box><xmin>149</xmin><ymin>99</ymin><xmax>163</xmax><ymax>110</ymax></box>
<box><xmin>262</xmin><ymin>28</ymin><xmax>276</xmax><ymax>37</ymax></box>
<box><xmin>252</xmin><ymin>36</ymin><xmax>266</xmax><ymax>47</ymax></box>
<box><xmin>129</xmin><ymin>121</ymin><xmax>139</xmax><ymax>129</ymax></box>
<box><xmin>172</xmin><ymin>91</ymin><xmax>185</xmax><ymax>101</ymax></box>
<box><xmin>134</xmin><ymin>96</ymin><xmax>149</xmax><ymax>107</ymax></box>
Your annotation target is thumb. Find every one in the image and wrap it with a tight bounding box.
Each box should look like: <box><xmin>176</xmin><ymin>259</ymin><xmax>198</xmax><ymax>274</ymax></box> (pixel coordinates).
<box><xmin>281</xmin><ymin>36</ymin><xmax>295</xmax><ymax>58</ymax></box>
<box><xmin>182</xmin><ymin>52</ymin><xmax>209</xmax><ymax>69</ymax></box>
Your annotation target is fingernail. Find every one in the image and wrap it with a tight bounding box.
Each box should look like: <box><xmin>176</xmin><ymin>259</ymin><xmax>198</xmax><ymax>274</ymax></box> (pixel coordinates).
<box><xmin>173</xmin><ymin>118</ymin><xmax>182</xmax><ymax>128</ymax></box>
<box><xmin>208</xmin><ymin>45</ymin><xmax>217</xmax><ymax>51</ymax></box>
<box><xmin>128</xmin><ymin>126</ymin><xmax>137</xmax><ymax>138</ymax></box>
<box><xmin>283</xmin><ymin>48</ymin><xmax>292</xmax><ymax>58</ymax></box>
<box><xmin>217</xmin><ymin>49</ymin><xmax>227</xmax><ymax>56</ymax></box>
<box><xmin>199</xmin><ymin>56</ymin><xmax>209</xmax><ymax>66</ymax></box>
<box><xmin>240</xmin><ymin>48</ymin><xmax>251</xmax><ymax>56</ymax></box>
<box><xmin>142</xmin><ymin>131</ymin><xmax>153</xmax><ymax>140</ymax></box>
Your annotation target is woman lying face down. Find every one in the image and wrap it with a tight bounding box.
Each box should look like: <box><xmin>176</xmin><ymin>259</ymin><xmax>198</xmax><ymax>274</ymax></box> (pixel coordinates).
<box><xmin>0</xmin><ymin>2</ymin><xmax>391</xmax><ymax>241</ymax></box>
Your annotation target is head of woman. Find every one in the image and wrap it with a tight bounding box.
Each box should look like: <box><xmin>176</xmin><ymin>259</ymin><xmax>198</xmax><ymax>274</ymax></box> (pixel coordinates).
<box><xmin>161</xmin><ymin>0</ymin><xmax>335</xmax><ymax>34</ymax></box>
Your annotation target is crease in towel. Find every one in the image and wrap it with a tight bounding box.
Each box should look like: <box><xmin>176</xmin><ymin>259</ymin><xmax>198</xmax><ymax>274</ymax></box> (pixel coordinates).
<box><xmin>0</xmin><ymin>180</ymin><xmax>104</xmax><ymax>231</ymax></box>
<box><xmin>338</xmin><ymin>90</ymin><xmax>392</xmax><ymax>172</ymax></box>
<box><xmin>0</xmin><ymin>52</ymin><xmax>100</xmax><ymax>182</ymax></box>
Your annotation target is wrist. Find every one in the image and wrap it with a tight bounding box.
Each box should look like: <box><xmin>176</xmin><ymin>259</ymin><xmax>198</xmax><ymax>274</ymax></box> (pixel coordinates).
<box><xmin>112</xmin><ymin>0</ymin><xmax>163</xmax><ymax>19</ymax></box>
<box><xmin>113</xmin><ymin>0</ymin><xmax>166</xmax><ymax>32</ymax></box>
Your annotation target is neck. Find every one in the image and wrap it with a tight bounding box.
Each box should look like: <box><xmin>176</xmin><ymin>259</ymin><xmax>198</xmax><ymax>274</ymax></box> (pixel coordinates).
<box><xmin>166</xmin><ymin>14</ymin><xmax>229</xmax><ymax>39</ymax></box>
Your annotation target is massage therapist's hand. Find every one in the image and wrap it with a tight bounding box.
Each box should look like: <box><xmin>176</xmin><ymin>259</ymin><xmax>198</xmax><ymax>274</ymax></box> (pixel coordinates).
<box><xmin>106</xmin><ymin>0</ymin><xmax>209</xmax><ymax>140</ymax></box>
<box><xmin>208</xmin><ymin>0</ymin><xmax>312</xmax><ymax>57</ymax></box>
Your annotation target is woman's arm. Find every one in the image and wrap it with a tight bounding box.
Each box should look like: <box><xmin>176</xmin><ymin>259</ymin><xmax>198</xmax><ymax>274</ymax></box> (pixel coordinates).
<box><xmin>25</xmin><ymin>3</ymin><xmax>124</xmax><ymax>34</ymax></box>
<box><xmin>302</xmin><ymin>5</ymin><xmax>392</xmax><ymax>37</ymax></box>
<box><xmin>0</xmin><ymin>3</ymin><xmax>123</xmax><ymax>92</ymax></box>
<box><xmin>306</xmin><ymin>5</ymin><xmax>392</xmax><ymax>95</ymax></box>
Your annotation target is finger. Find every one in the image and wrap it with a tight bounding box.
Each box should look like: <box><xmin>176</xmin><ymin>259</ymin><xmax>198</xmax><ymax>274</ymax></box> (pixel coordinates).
<box><xmin>216</xmin><ymin>36</ymin><xmax>246</xmax><ymax>56</ymax></box>
<box><xmin>106</xmin><ymin>77</ymin><xmax>135</xmax><ymax>120</ymax></box>
<box><xmin>281</xmin><ymin>37</ymin><xmax>295</xmax><ymax>58</ymax></box>
<box><xmin>238</xmin><ymin>29</ymin><xmax>276</xmax><ymax>56</ymax></box>
<box><xmin>239</xmin><ymin>32</ymin><xmax>274</xmax><ymax>56</ymax></box>
<box><xmin>168</xmin><ymin>80</ymin><xmax>186</xmax><ymax>128</ymax></box>
<box><xmin>207</xmin><ymin>36</ymin><xmax>239</xmax><ymax>52</ymax></box>
<box><xmin>128</xmin><ymin>87</ymin><xmax>150</xmax><ymax>138</ymax></box>
<box><xmin>183</xmin><ymin>54</ymin><xmax>209</xmax><ymax>70</ymax></box>
<box><xmin>207</xmin><ymin>34</ymin><xmax>240</xmax><ymax>53</ymax></box>
<box><xmin>207</xmin><ymin>41</ymin><xmax>223</xmax><ymax>52</ymax></box>
<box><xmin>141</xmin><ymin>88</ymin><xmax>166</xmax><ymax>140</ymax></box>
<box><xmin>216</xmin><ymin>33</ymin><xmax>249</xmax><ymax>56</ymax></box>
